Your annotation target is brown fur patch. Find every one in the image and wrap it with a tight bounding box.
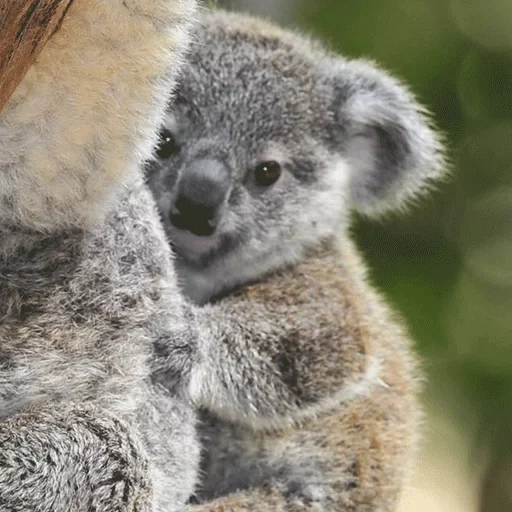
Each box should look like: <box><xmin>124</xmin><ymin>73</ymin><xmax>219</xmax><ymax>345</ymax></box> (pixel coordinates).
<box><xmin>230</xmin><ymin>246</ymin><xmax>372</xmax><ymax>404</ymax></box>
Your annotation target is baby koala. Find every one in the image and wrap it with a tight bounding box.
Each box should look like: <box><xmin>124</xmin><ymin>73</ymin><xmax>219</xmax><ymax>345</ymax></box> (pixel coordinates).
<box><xmin>148</xmin><ymin>9</ymin><xmax>445</xmax><ymax>512</ymax></box>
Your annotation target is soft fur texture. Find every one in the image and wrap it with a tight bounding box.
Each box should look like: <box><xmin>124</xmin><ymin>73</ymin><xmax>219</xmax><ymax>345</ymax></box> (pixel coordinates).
<box><xmin>148</xmin><ymin>10</ymin><xmax>445</xmax><ymax>511</ymax></box>
<box><xmin>0</xmin><ymin>1</ymin><xmax>200</xmax><ymax>511</ymax></box>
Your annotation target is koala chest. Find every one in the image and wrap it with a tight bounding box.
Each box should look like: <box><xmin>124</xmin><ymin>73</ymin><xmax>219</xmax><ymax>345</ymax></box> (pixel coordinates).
<box><xmin>0</xmin><ymin>188</ymin><xmax>180</xmax><ymax>420</ymax></box>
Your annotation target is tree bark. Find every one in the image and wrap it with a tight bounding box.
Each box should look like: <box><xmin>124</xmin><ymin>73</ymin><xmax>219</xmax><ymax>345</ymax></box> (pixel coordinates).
<box><xmin>0</xmin><ymin>0</ymin><xmax>74</xmax><ymax>113</ymax></box>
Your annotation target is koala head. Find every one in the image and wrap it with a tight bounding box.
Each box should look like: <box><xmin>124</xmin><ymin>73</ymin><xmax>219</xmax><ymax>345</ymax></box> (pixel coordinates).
<box><xmin>147</xmin><ymin>11</ymin><xmax>445</xmax><ymax>304</ymax></box>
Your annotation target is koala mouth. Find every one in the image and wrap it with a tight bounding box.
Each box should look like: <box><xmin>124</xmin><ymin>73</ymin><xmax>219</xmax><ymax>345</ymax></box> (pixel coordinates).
<box><xmin>167</xmin><ymin>227</ymin><xmax>221</xmax><ymax>260</ymax></box>
<box><xmin>166</xmin><ymin>222</ymin><xmax>246</xmax><ymax>271</ymax></box>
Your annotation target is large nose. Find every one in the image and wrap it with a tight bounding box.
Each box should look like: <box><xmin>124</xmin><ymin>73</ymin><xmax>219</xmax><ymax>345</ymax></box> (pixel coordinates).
<box><xmin>170</xmin><ymin>159</ymin><xmax>230</xmax><ymax>236</ymax></box>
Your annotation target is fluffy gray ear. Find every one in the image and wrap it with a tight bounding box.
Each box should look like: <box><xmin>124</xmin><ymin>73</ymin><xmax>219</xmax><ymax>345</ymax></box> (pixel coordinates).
<box><xmin>330</xmin><ymin>59</ymin><xmax>446</xmax><ymax>216</ymax></box>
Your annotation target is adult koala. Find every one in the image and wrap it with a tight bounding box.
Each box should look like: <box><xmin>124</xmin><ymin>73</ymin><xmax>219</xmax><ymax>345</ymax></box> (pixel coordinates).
<box><xmin>0</xmin><ymin>1</ymin><xmax>200</xmax><ymax>511</ymax></box>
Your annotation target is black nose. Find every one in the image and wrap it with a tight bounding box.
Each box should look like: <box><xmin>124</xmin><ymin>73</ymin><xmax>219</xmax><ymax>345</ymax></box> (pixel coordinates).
<box><xmin>170</xmin><ymin>159</ymin><xmax>230</xmax><ymax>236</ymax></box>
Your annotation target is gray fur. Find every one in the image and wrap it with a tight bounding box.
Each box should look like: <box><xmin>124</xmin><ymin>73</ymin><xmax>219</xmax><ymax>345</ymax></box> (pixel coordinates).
<box><xmin>0</xmin><ymin>403</ymin><xmax>152</xmax><ymax>511</ymax></box>
<box><xmin>148</xmin><ymin>10</ymin><xmax>445</xmax><ymax>306</ymax></box>
<box><xmin>0</xmin><ymin>1</ymin><xmax>201</xmax><ymax>510</ymax></box>
<box><xmin>148</xmin><ymin>10</ymin><xmax>446</xmax><ymax>511</ymax></box>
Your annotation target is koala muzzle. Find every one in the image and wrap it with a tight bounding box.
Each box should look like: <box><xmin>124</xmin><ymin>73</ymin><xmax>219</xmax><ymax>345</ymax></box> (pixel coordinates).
<box><xmin>170</xmin><ymin>159</ymin><xmax>230</xmax><ymax>237</ymax></box>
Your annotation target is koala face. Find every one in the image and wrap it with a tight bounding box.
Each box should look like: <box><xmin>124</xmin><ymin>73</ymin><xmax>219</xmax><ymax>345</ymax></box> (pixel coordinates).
<box><xmin>147</xmin><ymin>11</ymin><xmax>444</xmax><ymax>302</ymax></box>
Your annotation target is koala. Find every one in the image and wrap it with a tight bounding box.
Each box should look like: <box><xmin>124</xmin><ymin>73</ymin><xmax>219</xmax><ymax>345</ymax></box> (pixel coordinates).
<box><xmin>148</xmin><ymin>10</ymin><xmax>446</xmax><ymax>512</ymax></box>
<box><xmin>0</xmin><ymin>1</ymin><xmax>201</xmax><ymax>511</ymax></box>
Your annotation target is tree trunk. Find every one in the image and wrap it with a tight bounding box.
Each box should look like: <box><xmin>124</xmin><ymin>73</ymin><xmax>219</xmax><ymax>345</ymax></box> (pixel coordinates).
<box><xmin>0</xmin><ymin>0</ymin><xmax>74</xmax><ymax>113</ymax></box>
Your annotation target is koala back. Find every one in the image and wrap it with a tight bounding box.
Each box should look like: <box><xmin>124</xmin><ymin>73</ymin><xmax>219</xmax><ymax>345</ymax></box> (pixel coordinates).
<box><xmin>0</xmin><ymin>183</ymin><xmax>190</xmax><ymax>420</ymax></box>
<box><xmin>0</xmin><ymin>1</ymin><xmax>201</xmax><ymax>510</ymax></box>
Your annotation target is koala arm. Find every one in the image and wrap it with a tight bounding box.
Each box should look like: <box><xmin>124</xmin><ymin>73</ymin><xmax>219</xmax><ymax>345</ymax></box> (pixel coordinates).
<box><xmin>189</xmin><ymin>325</ymin><xmax>418</xmax><ymax>512</ymax></box>
<box><xmin>0</xmin><ymin>0</ymin><xmax>195</xmax><ymax>231</ymax></box>
<box><xmin>0</xmin><ymin>392</ymin><xmax>199</xmax><ymax>512</ymax></box>
<box><xmin>187</xmin><ymin>245</ymin><xmax>380</xmax><ymax>429</ymax></box>
<box><xmin>190</xmin><ymin>490</ymin><xmax>289</xmax><ymax>512</ymax></box>
<box><xmin>0</xmin><ymin>377</ymin><xmax>199</xmax><ymax>512</ymax></box>
<box><xmin>0</xmin><ymin>402</ymin><xmax>152</xmax><ymax>512</ymax></box>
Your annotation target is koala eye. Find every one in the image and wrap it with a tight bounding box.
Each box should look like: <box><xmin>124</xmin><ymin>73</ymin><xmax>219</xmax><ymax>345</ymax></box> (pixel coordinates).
<box><xmin>156</xmin><ymin>128</ymin><xmax>179</xmax><ymax>160</ymax></box>
<box><xmin>254</xmin><ymin>161</ymin><xmax>282</xmax><ymax>187</ymax></box>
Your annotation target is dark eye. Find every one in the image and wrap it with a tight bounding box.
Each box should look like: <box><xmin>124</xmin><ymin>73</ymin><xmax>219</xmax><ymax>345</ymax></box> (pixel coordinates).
<box><xmin>254</xmin><ymin>161</ymin><xmax>282</xmax><ymax>187</ymax></box>
<box><xmin>156</xmin><ymin>128</ymin><xmax>179</xmax><ymax>160</ymax></box>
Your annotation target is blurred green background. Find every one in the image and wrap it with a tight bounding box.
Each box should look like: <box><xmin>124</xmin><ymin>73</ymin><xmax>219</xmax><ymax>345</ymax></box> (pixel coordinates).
<box><xmin>216</xmin><ymin>1</ymin><xmax>512</xmax><ymax>510</ymax></box>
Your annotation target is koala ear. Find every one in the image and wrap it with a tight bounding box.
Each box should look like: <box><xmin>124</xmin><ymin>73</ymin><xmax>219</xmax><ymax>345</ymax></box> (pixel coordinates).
<box><xmin>330</xmin><ymin>59</ymin><xmax>446</xmax><ymax>216</ymax></box>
